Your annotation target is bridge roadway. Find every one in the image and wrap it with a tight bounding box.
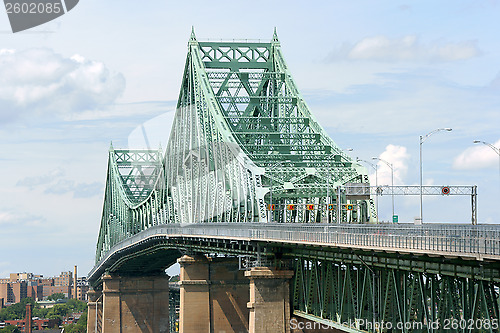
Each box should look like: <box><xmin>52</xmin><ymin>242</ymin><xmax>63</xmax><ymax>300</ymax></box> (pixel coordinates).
<box><xmin>89</xmin><ymin>222</ymin><xmax>500</xmax><ymax>284</ymax></box>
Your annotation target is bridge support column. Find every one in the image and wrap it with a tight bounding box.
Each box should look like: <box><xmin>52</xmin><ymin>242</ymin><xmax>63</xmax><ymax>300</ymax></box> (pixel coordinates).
<box><xmin>101</xmin><ymin>274</ymin><xmax>170</xmax><ymax>333</ymax></box>
<box><xmin>178</xmin><ymin>255</ymin><xmax>249</xmax><ymax>333</ymax></box>
<box><xmin>87</xmin><ymin>289</ymin><xmax>102</xmax><ymax>333</ymax></box>
<box><xmin>245</xmin><ymin>267</ymin><xmax>294</xmax><ymax>333</ymax></box>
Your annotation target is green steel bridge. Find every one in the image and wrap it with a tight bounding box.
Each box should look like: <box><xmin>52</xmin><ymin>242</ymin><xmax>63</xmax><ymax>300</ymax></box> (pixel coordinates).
<box><xmin>88</xmin><ymin>30</ymin><xmax>500</xmax><ymax>332</ymax></box>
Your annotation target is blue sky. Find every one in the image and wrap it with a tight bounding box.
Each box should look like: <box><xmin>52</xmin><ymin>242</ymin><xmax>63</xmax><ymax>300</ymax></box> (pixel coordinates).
<box><xmin>0</xmin><ymin>1</ymin><xmax>499</xmax><ymax>278</ymax></box>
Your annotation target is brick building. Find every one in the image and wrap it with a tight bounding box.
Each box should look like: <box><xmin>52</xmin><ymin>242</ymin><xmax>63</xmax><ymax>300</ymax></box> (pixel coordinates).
<box><xmin>0</xmin><ymin>281</ymin><xmax>43</xmax><ymax>304</ymax></box>
<box><xmin>0</xmin><ymin>270</ymin><xmax>86</xmax><ymax>305</ymax></box>
<box><xmin>1</xmin><ymin>318</ymin><xmax>59</xmax><ymax>331</ymax></box>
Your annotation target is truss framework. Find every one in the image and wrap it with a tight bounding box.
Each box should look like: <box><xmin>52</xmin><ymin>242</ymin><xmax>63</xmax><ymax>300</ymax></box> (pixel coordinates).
<box><xmin>95</xmin><ymin>30</ymin><xmax>376</xmax><ymax>263</ymax></box>
<box><xmin>292</xmin><ymin>257</ymin><xmax>500</xmax><ymax>333</ymax></box>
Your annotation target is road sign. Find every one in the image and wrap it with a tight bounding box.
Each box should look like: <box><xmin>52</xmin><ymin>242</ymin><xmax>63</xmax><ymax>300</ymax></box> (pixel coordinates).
<box><xmin>393</xmin><ymin>215</ymin><xmax>398</xmax><ymax>223</ymax></box>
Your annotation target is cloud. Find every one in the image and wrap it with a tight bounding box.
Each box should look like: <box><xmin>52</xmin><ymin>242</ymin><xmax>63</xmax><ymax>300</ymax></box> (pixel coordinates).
<box><xmin>328</xmin><ymin>35</ymin><xmax>481</xmax><ymax>62</ymax></box>
<box><xmin>16</xmin><ymin>168</ymin><xmax>65</xmax><ymax>188</ymax></box>
<box><xmin>453</xmin><ymin>139</ymin><xmax>500</xmax><ymax>170</ymax></box>
<box><xmin>44</xmin><ymin>179</ymin><xmax>103</xmax><ymax>198</ymax></box>
<box><xmin>0</xmin><ymin>210</ymin><xmax>45</xmax><ymax>227</ymax></box>
<box><xmin>16</xmin><ymin>169</ymin><xmax>103</xmax><ymax>198</ymax></box>
<box><xmin>372</xmin><ymin>144</ymin><xmax>410</xmax><ymax>185</ymax></box>
<box><xmin>489</xmin><ymin>72</ymin><xmax>500</xmax><ymax>90</ymax></box>
<box><xmin>0</xmin><ymin>48</ymin><xmax>125</xmax><ymax>123</ymax></box>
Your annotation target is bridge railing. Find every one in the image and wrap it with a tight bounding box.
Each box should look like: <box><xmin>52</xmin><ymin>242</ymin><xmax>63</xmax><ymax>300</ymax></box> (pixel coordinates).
<box><xmin>91</xmin><ymin>223</ymin><xmax>500</xmax><ymax>278</ymax></box>
<box><xmin>143</xmin><ymin>223</ymin><xmax>500</xmax><ymax>256</ymax></box>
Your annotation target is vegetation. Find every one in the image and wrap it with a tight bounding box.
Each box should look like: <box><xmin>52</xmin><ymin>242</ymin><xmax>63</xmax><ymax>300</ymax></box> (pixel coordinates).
<box><xmin>0</xmin><ymin>325</ymin><xmax>20</xmax><ymax>333</ymax></box>
<box><xmin>64</xmin><ymin>312</ymin><xmax>87</xmax><ymax>333</ymax></box>
<box><xmin>0</xmin><ymin>297</ymin><xmax>87</xmax><ymax>326</ymax></box>
<box><xmin>46</xmin><ymin>293</ymin><xmax>65</xmax><ymax>301</ymax></box>
<box><xmin>0</xmin><ymin>298</ymin><xmax>38</xmax><ymax>321</ymax></box>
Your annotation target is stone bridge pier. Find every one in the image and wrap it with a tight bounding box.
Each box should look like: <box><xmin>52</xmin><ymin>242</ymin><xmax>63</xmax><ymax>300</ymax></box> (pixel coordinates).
<box><xmin>178</xmin><ymin>254</ymin><xmax>294</xmax><ymax>333</ymax></box>
<box><xmin>87</xmin><ymin>274</ymin><xmax>170</xmax><ymax>333</ymax></box>
<box><xmin>87</xmin><ymin>255</ymin><xmax>295</xmax><ymax>333</ymax></box>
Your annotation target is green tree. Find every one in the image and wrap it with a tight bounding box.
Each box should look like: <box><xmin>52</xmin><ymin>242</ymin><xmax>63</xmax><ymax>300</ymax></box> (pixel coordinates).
<box><xmin>64</xmin><ymin>312</ymin><xmax>87</xmax><ymax>333</ymax></box>
<box><xmin>46</xmin><ymin>304</ymin><xmax>69</xmax><ymax>320</ymax></box>
<box><xmin>46</xmin><ymin>293</ymin><xmax>65</xmax><ymax>301</ymax></box>
<box><xmin>0</xmin><ymin>298</ymin><xmax>37</xmax><ymax>320</ymax></box>
<box><xmin>65</xmin><ymin>299</ymin><xmax>87</xmax><ymax>313</ymax></box>
<box><xmin>0</xmin><ymin>325</ymin><xmax>20</xmax><ymax>333</ymax></box>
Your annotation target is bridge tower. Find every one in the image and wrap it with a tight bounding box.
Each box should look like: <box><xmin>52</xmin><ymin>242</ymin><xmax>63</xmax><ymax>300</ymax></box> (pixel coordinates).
<box><xmin>88</xmin><ymin>29</ymin><xmax>383</xmax><ymax>333</ymax></box>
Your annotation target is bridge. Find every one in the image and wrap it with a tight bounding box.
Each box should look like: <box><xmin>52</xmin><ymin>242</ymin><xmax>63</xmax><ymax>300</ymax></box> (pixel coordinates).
<box><xmin>87</xmin><ymin>29</ymin><xmax>500</xmax><ymax>333</ymax></box>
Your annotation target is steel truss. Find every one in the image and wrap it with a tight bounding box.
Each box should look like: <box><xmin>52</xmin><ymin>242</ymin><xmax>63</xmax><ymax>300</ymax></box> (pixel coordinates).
<box><xmin>95</xmin><ymin>30</ymin><xmax>377</xmax><ymax>263</ymax></box>
<box><xmin>292</xmin><ymin>258</ymin><xmax>500</xmax><ymax>333</ymax></box>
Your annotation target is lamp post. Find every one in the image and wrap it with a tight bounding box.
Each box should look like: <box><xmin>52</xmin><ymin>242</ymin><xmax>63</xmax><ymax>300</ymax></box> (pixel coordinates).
<box><xmin>473</xmin><ymin>140</ymin><xmax>500</xmax><ymax>198</ymax></box>
<box><xmin>357</xmin><ymin>158</ymin><xmax>378</xmax><ymax>222</ymax></box>
<box><xmin>419</xmin><ymin>128</ymin><xmax>452</xmax><ymax>223</ymax></box>
<box><xmin>325</xmin><ymin>148</ymin><xmax>353</xmax><ymax>223</ymax></box>
<box><xmin>372</xmin><ymin>157</ymin><xmax>394</xmax><ymax>222</ymax></box>
<box><xmin>268</xmin><ymin>160</ymin><xmax>291</xmax><ymax>223</ymax></box>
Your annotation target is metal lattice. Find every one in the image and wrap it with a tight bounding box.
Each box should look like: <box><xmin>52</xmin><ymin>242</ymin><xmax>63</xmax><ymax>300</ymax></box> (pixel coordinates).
<box><xmin>95</xmin><ymin>29</ymin><xmax>374</xmax><ymax>263</ymax></box>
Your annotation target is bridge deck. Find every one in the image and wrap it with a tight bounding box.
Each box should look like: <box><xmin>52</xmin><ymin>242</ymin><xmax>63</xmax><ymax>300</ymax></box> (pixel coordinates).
<box><xmin>89</xmin><ymin>223</ymin><xmax>500</xmax><ymax>283</ymax></box>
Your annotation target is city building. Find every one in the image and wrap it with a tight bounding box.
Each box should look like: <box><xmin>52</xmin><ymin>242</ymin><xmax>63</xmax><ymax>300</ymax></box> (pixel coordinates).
<box><xmin>0</xmin><ymin>318</ymin><xmax>59</xmax><ymax>331</ymax></box>
<box><xmin>0</xmin><ymin>269</ymin><xmax>87</xmax><ymax>306</ymax></box>
<box><xmin>76</xmin><ymin>277</ymin><xmax>89</xmax><ymax>301</ymax></box>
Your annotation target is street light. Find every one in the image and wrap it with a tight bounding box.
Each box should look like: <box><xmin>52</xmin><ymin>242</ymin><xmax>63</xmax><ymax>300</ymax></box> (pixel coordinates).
<box><xmin>473</xmin><ymin>140</ymin><xmax>500</xmax><ymax>198</ymax></box>
<box><xmin>268</xmin><ymin>160</ymin><xmax>291</xmax><ymax>223</ymax></box>
<box><xmin>419</xmin><ymin>128</ymin><xmax>452</xmax><ymax>223</ymax></box>
<box><xmin>372</xmin><ymin>157</ymin><xmax>394</xmax><ymax>221</ymax></box>
<box><xmin>357</xmin><ymin>158</ymin><xmax>378</xmax><ymax>222</ymax></box>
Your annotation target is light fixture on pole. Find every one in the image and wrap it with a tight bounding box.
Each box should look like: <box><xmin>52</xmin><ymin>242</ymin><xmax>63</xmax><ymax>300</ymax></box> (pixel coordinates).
<box><xmin>419</xmin><ymin>128</ymin><xmax>452</xmax><ymax>223</ymax></box>
<box><xmin>357</xmin><ymin>158</ymin><xmax>378</xmax><ymax>222</ymax></box>
<box><xmin>473</xmin><ymin>140</ymin><xmax>500</xmax><ymax>198</ymax></box>
<box><xmin>372</xmin><ymin>157</ymin><xmax>394</xmax><ymax>221</ymax></box>
<box><xmin>268</xmin><ymin>160</ymin><xmax>291</xmax><ymax>223</ymax></box>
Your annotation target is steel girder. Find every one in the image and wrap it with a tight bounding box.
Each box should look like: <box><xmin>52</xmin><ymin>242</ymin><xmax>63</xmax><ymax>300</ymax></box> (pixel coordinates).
<box><xmin>292</xmin><ymin>258</ymin><xmax>500</xmax><ymax>332</ymax></box>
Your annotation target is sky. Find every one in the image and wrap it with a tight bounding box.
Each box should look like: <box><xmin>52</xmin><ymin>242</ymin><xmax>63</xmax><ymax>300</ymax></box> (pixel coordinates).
<box><xmin>0</xmin><ymin>1</ymin><xmax>499</xmax><ymax>278</ymax></box>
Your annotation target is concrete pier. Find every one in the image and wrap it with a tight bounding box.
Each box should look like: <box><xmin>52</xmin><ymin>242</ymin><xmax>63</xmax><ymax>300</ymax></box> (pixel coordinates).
<box><xmin>178</xmin><ymin>255</ymin><xmax>249</xmax><ymax>333</ymax></box>
<box><xmin>245</xmin><ymin>267</ymin><xmax>294</xmax><ymax>333</ymax></box>
<box><xmin>97</xmin><ymin>274</ymin><xmax>170</xmax><ymax>333</ymax></box>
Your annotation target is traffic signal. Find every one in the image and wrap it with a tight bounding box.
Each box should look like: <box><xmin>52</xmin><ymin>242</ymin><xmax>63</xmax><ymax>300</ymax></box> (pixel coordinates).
<box><xmin>287</xmin><ymin>204</ymin><xmax>295</xmax><ymax>210</ymax></box>
<box><xmin>306</xmin><ymin>204</ymin><xmax>314</xmax><ymax>210</ymax></box>
<box><xmin>268</xmin><ymin>204</ymin><xmax>275</xmax><ymax>211</ymax></box>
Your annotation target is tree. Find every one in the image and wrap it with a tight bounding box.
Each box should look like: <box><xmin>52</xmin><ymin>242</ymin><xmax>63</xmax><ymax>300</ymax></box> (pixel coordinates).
<box><xmin>0</xmin><ymin>325</ymin><xmax>20</xmax><ymax>333</ymax></box>
<box><xmin>0</xmin><ymin>298</ymin><xmax>37</xmax><ymax>320</ymax></box>
<box><xmin>46</xmin><ymin>304</ymin><xmax>69</xmax><ymax>320</ymax></box>
<box><xmin>64</xmin><ymin>312</ymin><xmax>87</xmax><ymax>333</ymax></box>
<box><xmin>46</xmin><ymin>293</ymin><xmax>65</xmax><ymax>301</ymax></box>
<box><xmin>65</xmin><ymin>299</ymin><xmax>87</xmax><ymax>313</ymax></box>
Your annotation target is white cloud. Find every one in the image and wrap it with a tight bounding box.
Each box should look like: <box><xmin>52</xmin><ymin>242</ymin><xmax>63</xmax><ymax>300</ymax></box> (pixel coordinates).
<box><xmin>489</xmin><ymin>72</ymin><xmax>500</xmax><ymax>90</ymax></box>
<box><xmin>453</xmin><ymin>139</ymin><xmax>500</xmax><ymax>170</ymax></box>
<box><xmin>0</xmin><ymin>210</ymin><xmax>45</xmax><ymax>226</ymax></box>
<box><xmin>371</xmin><ymin>144</ymin><xmax>410</xmax><ymax>185</ymax></box>
<box><xmin>16</xmin><ymin>168</ymin><xmax>103</xmax><ymax>198</ymax></box>
<box><xmin>330</xmin><ymin>35</ymin><xmax>481</xmax><ymax>62</ymax></box>
<box><xmin>16</xmin><ymin>168</ymin><xmax>65</xmax><ymax>188</ymax></box>
<box><xmin>0</xmin><ymin>48</ymin><xmax>125</xmax><ymax>122</ymax></box>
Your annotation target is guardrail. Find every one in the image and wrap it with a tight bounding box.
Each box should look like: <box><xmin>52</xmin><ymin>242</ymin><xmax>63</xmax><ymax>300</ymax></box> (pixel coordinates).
<box><xmin>89</xmin><ymin>223</ymin><xmax>500</xmax><ymax>279</ymax></box>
